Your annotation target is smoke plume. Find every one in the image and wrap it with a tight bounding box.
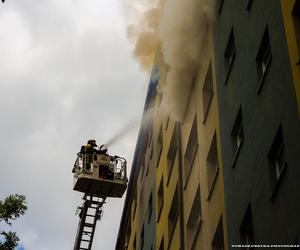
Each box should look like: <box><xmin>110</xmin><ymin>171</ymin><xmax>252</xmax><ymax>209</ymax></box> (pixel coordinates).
<box><xmin>124</xmin><ymin>0</ymin><xmax>212</xmax><ymax>121</ymax></box>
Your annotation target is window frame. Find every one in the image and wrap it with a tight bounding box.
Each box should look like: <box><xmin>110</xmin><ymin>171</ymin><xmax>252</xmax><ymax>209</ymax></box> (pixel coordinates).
<box><xmin>206</xmin><ymin>132</ymin><xmax>219</xmax><ymax>200</ymax></box>
<box><xmin>268</xmin><ymin>125</ymin><xmax>287</xmax><ymax>200</ymax></box>
<box><xmin>231</xmin><ymin>107</ymin><xmax>244</xmax><ymax>168</ymax></box>
<box><xmin>256</xmin><ymin>26</ymin><xmax>272</xmax><ymax>94</ymax></box>
<box><xmin>184</xmin><ymin>117</ymin><xmax>198</xmax><ymax>188</ymax></box>
<box><xmin>240</xmin><ymin>204</ymin><xmax>255</xmax><ymax>249</ymax></box>
<box><xmin>245</xmin><ymin>0</ymin><xmax>253</xmax><ymax>11</ymax></box>
<box><xmin>168</xmin><ymin>185</ymin><xmax>179</xmax><ymax>246</ymax></box>
<box><xmin>186</xmin><ymin>187</ymin><xmax>202</xmax><ymax>250</ymax></box>
<box><xmin>157</xmin><ymin>125</ymin><xmax>163</xmax><ymax>168</ymax></box>
<box><xmin>157</xmin><ymin>176</ymin><xmax>164</xmax><ymax>222</ymax></box>
<box><xmin>167</xmin><ymin>126</ymin><xmax>177</xmax><ymax>185</ymax></box>
<box><xmin>202</xmin><ymin>62</ymin><xmax>214</xmax><ymax>124</ymax></box>
<box><xmin>148</xmin><ymin>192</ymin><xmax>153</xmax><ymax>223</ymax></box>
<box><xmin>217</xmin><ymin>0</ymin><xmax>224</xmax><ymax>14</ymax></box>
<box><xmin>224</xmin><ymin>28</ymin><xmax>236</xmax><ymax>85</ymax></box>
<box><xmin>212</xmin><ymin>216</ymin><xmax>225</xmax><ymax>250</ymax></box>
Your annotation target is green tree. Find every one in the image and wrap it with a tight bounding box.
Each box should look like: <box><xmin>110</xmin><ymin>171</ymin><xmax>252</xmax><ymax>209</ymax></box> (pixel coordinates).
<box><xmin>0</xmin><ymin>194</ymin><xmax>27</xmax><ymax>249</ymax></box>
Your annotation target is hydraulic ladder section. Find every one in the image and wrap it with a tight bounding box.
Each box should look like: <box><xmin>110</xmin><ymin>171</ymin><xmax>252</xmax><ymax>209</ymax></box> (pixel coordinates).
<box><xmin>73</xmin><ymin>194</ymin><xmax>106</xmax><ymax>250</ymax></box>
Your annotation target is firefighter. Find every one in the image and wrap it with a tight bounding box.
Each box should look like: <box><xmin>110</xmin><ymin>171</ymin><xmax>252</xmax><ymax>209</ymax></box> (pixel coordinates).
<box><xmin>99</xmin><ymin>144</ymin><xmax>108</xmax><ymax>155</ymax></box>
<box><xmin>82</xmin><ymin>139</ymin><xmax>98</xmax><ymax>172</ymax></box>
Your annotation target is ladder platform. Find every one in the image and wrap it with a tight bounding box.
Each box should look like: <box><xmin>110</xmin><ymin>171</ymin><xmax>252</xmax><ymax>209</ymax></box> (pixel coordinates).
<box><xmin>73</xmin><ymin>153</ymin><xmax>128</xmax><ymax>198</ymax></box>
<box><xmin>73</xmin><ymin>173</ymin><xmax>127</xmax><ymax>198</ymax></box>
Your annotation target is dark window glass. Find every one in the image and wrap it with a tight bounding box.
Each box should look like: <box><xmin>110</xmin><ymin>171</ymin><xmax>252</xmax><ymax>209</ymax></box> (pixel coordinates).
<box><xmin>168</xmin><ymin>185</ymin><xmax>179</xmax><ymax>243</ymax></box>
<box><xmin>231</xmin><ymin>107</ymin><xmax>244</xmax><ymax>167</ymax></box>
<box><xmin>148</xmin><ymin>192</ymin><xmax>153</xmax><ymax>223</ymax></box>
<box><xmin>157</xmin><ymin>177</ymin><xmax>164</xmax><ymax>222</ymax></box>
<box><xmin>186</xmin><ymin>187</ymin><xmax>202</xmax><ymax>250</ymax></box>
<box><xmin>224</xmin><ymin>29</ymin><xmax>236</xmax><ymax>84</ymax></box>
<box><xmin>157</xmin><ymin>125</ymin><xmax>163</xmax><ymax>168</ymax></box>
<box><xmin>212</xmin><ymin>217</ymin><xmax>225</xmax><ymax>250</ymax></box>
<box><xmin>184</xmin><ymin>117</ymin><xmax>198</xmax><ymax>185</ymax></box>
<box><xmin>167</xmin><ymin>127</ymin><xmax>177</xmax><ymax>184</ymax></box>
<box><xmin>240</xmin><ymin>204</ymin><xmax>255</xmax><ymax>249</ymax></box>
<box><xmin>246</xmin><ymin>0</ymin><xmax>253</xmax><ymax>10</ymax></box>
<box><xmin>292</xmin><ymin>0</ymin><xmax>300</xmax><ymax>62</ymax></box>
<box><xmin>217</xmin><ymin>0</ymin><xmax>224</xmax><ymax>14</ymax></box>
<box><xmin>256</xmin><ymin>26</ymin><xmax>272</xmax><ymax>93</ymax></box>
<box><xmin>268</xmin><ymin>125</ymin><xmax>287</xmax><ymax>198</ymax></box>
<box><xmin>207</xmin><ymin>133</ymin><xmax>219</xmax><ymax>198</ymax></box>
<box><xmin>202</xmin><ymin>62</ymin><xmax>214</xmax><ymax>123</ymax></box>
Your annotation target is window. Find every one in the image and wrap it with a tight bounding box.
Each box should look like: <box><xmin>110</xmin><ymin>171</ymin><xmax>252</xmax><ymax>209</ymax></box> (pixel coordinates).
<box><xmin>212</xmin><ymin>217</ymin><xmax>225</xmax><ymax>250</ymax></box>
<box><xmin>186</xmin><ymin>187</ymin><xmax>202</xmax><ymax>250</ymax></box>
<box><xmin>165</xmin><ymin>115</ymin><xmax>170</xmax><ymax>130</ymax></box>
<box><xmin>268</xmin><ymin>125</ymin><xmax>287</xmax><ymax>199</ymax></box>
<box><xmin>184</xmin><ymin>117</ymin><xmax>198</xmax><ymax>186</ymax></box>
<box><xmin>132</xmin><ymin>190</ymin><xmax>137</xmax><ymax>221</ymax></box>
<box><xmin>207</xmin><ymin>133</ymin><xmax>219</xmax><ymax>199</ymax></box>
<box><xmin>141</xmin><ymin>226</ymin><xmax>144</xmax><ymax>250</ymax></box>
<box><xmin>167</xmin><ymin>127</ymin><xmax>177</xmax><ymax>184</ymax></box>
<box><xmin>140</xmin><ymin>184</ymin><xmax>145</xmax><ymax>207</ymax></box>
<box><xmin>148</xmin><ymin>126</ymin><xmax>153</xmax><ymax>148</ymax></box>
<box><xmin>292</xmin><ymin>0</ymin><xmax>300</xmax><ymax>64</ymax></box>
<box><xmin>168</xmin><ymin>185</ymin><xmax>179</xmax><ymax>243</ymax></box>
<box><xmin>231</xmin><ymin>107</ymin><xmax>244</xmax><ymax>167</ymax></box>
<box><xmin>150</xmin><ymin>143</ymin><xmax>153</xmax><ymax>160</ymax></box>
<box><xmin>256</xmin><ymin>26</ymin><xmax>272</xmax><ymax>93</ymax></box>
<box><xmin>240</xmin><ymin>204</ymin><xmax>255</xmax><ymax>249</ymax></box>
<box><xmin>224</xmin><ymin>29</ymin><xmax>236</xmax><ymax>84</ymax></box>
<box><xmin>217</xmin><ymin>0</ymin><xmax>224</xmax><ymax>14</ymax></box>
<box><xmin>157</xmin><ymin>125</ymin><xmax>163</xmax><ymax>167</ymax></box>
<box><xmin>146</xmin><ymin>161</ymin><xmax>150</xmax><ymax>177</ymax></box>
<box><xmin>245</xmin><ymin>0</ymin><xmax>253</xmax><ymax>10</ymax></box>
<box><xmin>133</xmin><ymin>234</ymin><xmax>137</xmax><ymax>250</ymax></box>
<box><xmin>148</xmin><ymin>192</ymin><xmax>153</xmax><ymax>223</ymax></box>
<box><xmin>140</xmin><ymin>155</ymin><xmax>145</xmax><ymax>182</ymax></box>
<box><xmin>202</xmin><ymin>62</ymin><xmax>213</xmax><ymax>123</ymax></box>
<box><xmin>159</xmin><ymin>236</ymin><xmax>164</xmax><ymax>250</ymax></box>
<box><xmin>157</xmin><ymin>177</ymin><xmax>164</xmax><ymax>222</ymax></box>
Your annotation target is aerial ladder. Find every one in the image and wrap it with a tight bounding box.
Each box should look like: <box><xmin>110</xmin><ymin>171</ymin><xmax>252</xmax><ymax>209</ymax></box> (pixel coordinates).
<box><xmin>72</xmin><ymin>144</ymin><xmax>128</xmax><ymax>250</ymax></box>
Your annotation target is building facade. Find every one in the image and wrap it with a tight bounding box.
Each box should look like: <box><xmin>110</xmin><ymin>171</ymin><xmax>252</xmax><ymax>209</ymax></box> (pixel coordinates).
<box><xmin>116</xmin><ymin>0</ymin><xmax>300</xmax><ymax>249</ymax></box>
<box><xmin>213</xmin><ymin>0</ymin><xmax>300</xmax><ymax>247</ymax></box>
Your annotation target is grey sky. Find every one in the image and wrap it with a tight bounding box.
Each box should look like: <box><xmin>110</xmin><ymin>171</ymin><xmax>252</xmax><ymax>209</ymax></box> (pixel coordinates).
<box><xmin>0</xmin><ymin>0</ymin><xmax>147</xmax><ymax>249</ymax></box>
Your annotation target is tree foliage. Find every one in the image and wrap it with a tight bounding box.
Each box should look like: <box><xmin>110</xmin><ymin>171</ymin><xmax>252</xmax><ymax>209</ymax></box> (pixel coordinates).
<box><xmin>0</xmin><ymin>194</ymin><xmax>27</xmax><ymax>249</ymax></box>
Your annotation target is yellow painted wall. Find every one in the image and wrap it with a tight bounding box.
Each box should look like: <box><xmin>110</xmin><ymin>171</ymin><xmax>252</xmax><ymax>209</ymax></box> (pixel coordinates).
<box><xmin>280</xmin><ymin>0</ymin><xmax>300</xmax><ymax>116</ymax></box>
